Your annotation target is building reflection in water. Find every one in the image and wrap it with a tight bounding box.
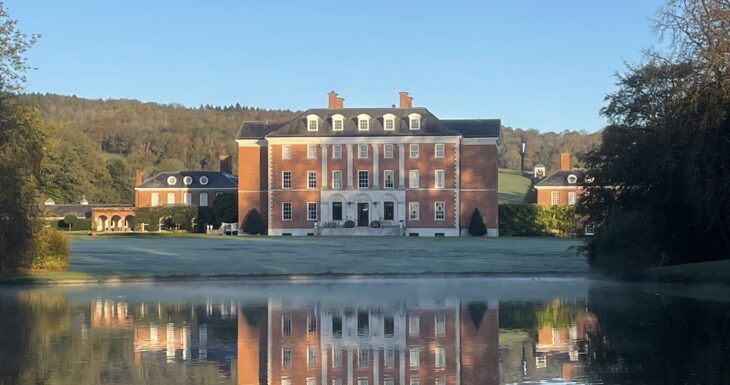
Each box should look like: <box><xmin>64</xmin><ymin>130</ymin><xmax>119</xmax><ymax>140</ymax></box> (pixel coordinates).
<box><xmin>87</xmin><ymin>296</ymin><xmax>597</xmax><ymax>385</ymax></box>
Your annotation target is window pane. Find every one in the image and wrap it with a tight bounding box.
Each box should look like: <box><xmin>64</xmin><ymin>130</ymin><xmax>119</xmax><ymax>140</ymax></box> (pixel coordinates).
<box><xmin>384</xmin><ymin>170</ymin><xmax>394</xmax><ymax>188</ymax></box>
<box><xmin>384</xmin><ymin>201</ymin><xmax>394</xmax><ymax>220</ymax></box>
<box><xmin>358</xmin><ymin>171</ymin><xmax>369</xmax><ymax>188</ymax></box>
<box><xmin>282</xmin><ymin>203</ymin><xmax>292</xmax><ymax>220</ymax></box>
<box><xmin>308</xmin><ymin>203</ymin><xmax>317</xmax><ymax>220</ymax></box>
<box><xmin>384</xmin><ymin>144</ymin><xmax>393</xmax><ymax>158</ymax></box>
<box><xmin>333</xmin><ymin>171</ymin><xmax>342</xmax><ymax>189</ymax></box>
<box><xmin>308</xmin><ymin>145</ymin><xmax>317</xmax><ymax>159</ymax></box>
<box><xmin>283</xmin><ymin>145</ymin><xmax>291</xmax><ymax>159</ymax></box>
<box><xmin>435</xmin><ymin>143</ymin><xmax>445</xmax><ymax>158</ymax></box>
<box><xmin>358</xmin><ymin>144</ymin><xmax>368</xmax><ymax>159</ymax></box>
<box><xmin>333</xmin><ymin>144</ymin><xmax>342</xmax><ymax>159</ymax></box>
<box><xmin>199</xmin><ymin>193</ymin><xmax>208</xmax><ymax>207</ymax></box>
<box><xmin>435</xmin><ymin>170</ymin><xmax>445</xmax><ymax>188</ymax></box>
<box><xmin>409</xmin><ymin>314</ymin><xmax>420</xmax><ymax>336</ymax></box>
<box><xmin>308</xmin><ymin>171</ymin><xmax>317</xmax><ymax>188</ymax></box>
<box><xmin>409</xmin><ymin>170</ymin><xmax>419</xmax><ymax>189</ymax></box>
<box><xmin>410</xmin><ymin>144</ymin><xmax>419</xmax><ymax>158</ymax></box>
<box><xmin>283</xmin><ymin>171</ymin><xmax>292</xmax><ymax>189</ymax></box>
<box><xmin>408</xmin><ymin>202</ymin><xmax>419</xmax><ymax>221</ymax></box>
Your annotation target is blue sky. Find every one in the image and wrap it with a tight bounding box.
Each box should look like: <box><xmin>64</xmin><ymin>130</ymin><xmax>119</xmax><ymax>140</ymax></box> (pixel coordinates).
<box><xmin>8</xmin><ymin>0</ymin><xmax>665</xmax><ymax>133</ymax></box>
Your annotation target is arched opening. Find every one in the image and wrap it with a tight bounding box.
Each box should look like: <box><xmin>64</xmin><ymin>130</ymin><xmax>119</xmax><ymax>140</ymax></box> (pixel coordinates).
<box><xmin>124</xmin><ymin>215</ymin><xmax>135</xmax><ymax>231</ymax></box>
<box><xmin>97</xmin><ymin>215</ymin><xmax>108</xmax><ymax>232</ymax></box>
<box><xmin>110</xmin><ymin>215</ymin><xmax>122</xmax><ymax>231</ymax></box>
<box><xmin>159</xmin><ymin>216</ymin><xmax>173</xmax><ymax>231</ymax></box>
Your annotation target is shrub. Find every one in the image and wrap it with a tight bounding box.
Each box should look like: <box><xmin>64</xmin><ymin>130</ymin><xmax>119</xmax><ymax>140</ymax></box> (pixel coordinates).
<box><xmin>468</xmin><ymin>208</ymin><xmax>487</xmax><ymax>236</ymax></box>
<box><xmin>242</xmin><ymin>208</ymin><xmax>266</xmax><ymax>235</ymax></box>
<box><xmin>344</xmin><ymin>220</ymin><xmax>355</xmax><ymax>228</ymax></box>
<box><xmin>21</xmin><ymin>222</ymin><xmax>69</xmax><ymax>271</ymax></box>
<box><xmin>498</xmin><ymin>203</ymin><xmax>576</xmax><ymax>236</ymax></box>
<box><xmin>62</xmin><ymin>214</ymin><xmax>77</xmax><ymax>231</ymax></box>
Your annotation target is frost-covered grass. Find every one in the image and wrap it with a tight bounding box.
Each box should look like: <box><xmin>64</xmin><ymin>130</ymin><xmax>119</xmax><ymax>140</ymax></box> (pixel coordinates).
<box><xmin>54</xmin><ymin>235</ymin><xmax>587</xmax><ymax>281</ymax></box>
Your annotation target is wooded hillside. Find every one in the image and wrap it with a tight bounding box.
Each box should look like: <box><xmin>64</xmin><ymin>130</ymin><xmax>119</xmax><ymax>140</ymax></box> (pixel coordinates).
<box><xmin>23</xmin><ymin>93</ymin><xmax>601</xmax><ymax>204</ymax></box>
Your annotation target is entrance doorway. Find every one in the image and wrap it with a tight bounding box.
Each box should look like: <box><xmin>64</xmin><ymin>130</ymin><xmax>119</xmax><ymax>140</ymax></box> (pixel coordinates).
<box><xmin>357</xmin><ymin>203</ymin><xmax>369</xmax><ymax>227</ymax></box>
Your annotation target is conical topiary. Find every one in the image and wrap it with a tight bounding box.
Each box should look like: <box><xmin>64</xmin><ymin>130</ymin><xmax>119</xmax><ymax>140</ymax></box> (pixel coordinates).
<box><xmin>242</xmin><ymin>208</ymin><xmax>266</xmax><ymax>235</ymax></box>
<box><xmin>468</xmin><ymin>208</ymin><xmax>487</xmax><ymax>236</ymax></box>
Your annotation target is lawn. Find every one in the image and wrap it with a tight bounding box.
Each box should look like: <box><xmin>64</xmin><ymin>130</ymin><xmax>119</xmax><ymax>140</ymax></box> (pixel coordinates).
<box><xmin>644</xmin><ymin>259</ymin><xmax>730</xmax><ymax>283</ymax></box>
<box><xmin>3</xmin><ymin>235</ymin><xmax>587</xmax><ymax>283</ymax></box>
<box><xmin>498</xmin><ymin>170</ymin><xmax>531</xmax><ymax>203</ymax></box>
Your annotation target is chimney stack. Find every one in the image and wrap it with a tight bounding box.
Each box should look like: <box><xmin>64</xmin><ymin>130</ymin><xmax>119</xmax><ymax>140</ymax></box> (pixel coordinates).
<box><xmin>328</xmin><ymin>91</ymin><xmax>344</xmax><ymax>109</ymax></box>
<box><xmin>399</xmin><ymin>91</ymin><xmax>413</xmax><ymax>108</ymax></box>
<box><xmin>560</xmin><ymin>153</ymin><xmax>571</xmax><ymax>170</ymax></box>
<box><xmin>219</xmin><ymin>155</ymin><xmax>232</xmax><ymax>174</ymax></box>
<box><xmin>135</xmin><ymin>169</ymin><xmax>143</xmax><ymax>186</ymax></box>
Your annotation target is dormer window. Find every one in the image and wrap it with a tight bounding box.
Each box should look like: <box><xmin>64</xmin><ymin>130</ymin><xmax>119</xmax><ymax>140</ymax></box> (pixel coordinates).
<box><xmin>331</xmin><ymin>114</ymin><xmax>344</xmax><ymax>132</ymax></box>
<box><xmin>307</xmin><ymin>114</ymin><xmax>319</xmax><ymax>132</ymax></box>
<box><xmin>408</xmin><ymin>113</ymin><xmax>421</xmax><ymax>130</ymax></box>
<box><xmin>567</xmin><ymin>174</ymin><xmax>578</xmax><ymax>184</ymax></box>
<box><xmin>357</xmin><ymin>114</ymin><xmax>370</xmax><ymax>131</ymax></box>
<box><xmin>383</xmin><ymin>113</ymin><xmax>396</xmax><ymax>131</ymax></box>
<box><xmin>167</xmin><ymin>176</ymin><xmax>177</xmax><ymax>185</ymax></box>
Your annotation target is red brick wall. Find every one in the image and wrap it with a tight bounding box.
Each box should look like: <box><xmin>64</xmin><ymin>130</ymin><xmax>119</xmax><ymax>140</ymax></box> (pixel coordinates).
<box><xmin>536</xmin><ymin>188</ymin><xmax>582</xmax><ymax>206</ymax></box>
<box><xmin>459</xmin><ymin>144</ymin><xmax>498</xmax><ymax>230</ymax></box>
<box><xmin>238</xmin><ymin>144</ymin><xmax>268</xmax><ymax>226</ymax></box>
<box><xmin>271</xmin><ymin>190</ymin><xmax>321</xmax><ymax>229</ymax></box>
<box><xmin>269</xmin><ymin>308</ymin><xmax>321</xmax><ymax>385</ymax></box>
<box><xmin>135</xmin><ymin>189</ymin><xmax>233</xmax><ymax>208</ymax></box>
<box><xmin>405</xmin><ymin>190</ymin><xmax>457</xmax><ymax>228</ymax></box>
<box><xmin>406</xmin><ymin>309</ymin><xmax>459</xmax><ymax>385</ymax></box>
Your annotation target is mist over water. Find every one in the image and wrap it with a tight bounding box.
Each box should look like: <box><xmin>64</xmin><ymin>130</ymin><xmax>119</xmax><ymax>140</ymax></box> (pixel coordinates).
<box><xmin>1</xmin><ymin>278</ymin><xmax>728</xmax><ymax>385</ymax></box>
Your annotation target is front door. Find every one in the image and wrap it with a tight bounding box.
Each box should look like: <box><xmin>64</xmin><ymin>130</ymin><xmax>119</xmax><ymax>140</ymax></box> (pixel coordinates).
<box><xmin>357</xmin><ymin>203</ymin><xmax>369</xmax><ymax>227</ymax></box>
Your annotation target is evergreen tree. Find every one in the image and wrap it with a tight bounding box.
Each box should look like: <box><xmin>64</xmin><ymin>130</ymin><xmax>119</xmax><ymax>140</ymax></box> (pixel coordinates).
<box><xmin>468</xmin><ymin>208</ymin><xmax>487</xmax><ymax>236</ymax></box>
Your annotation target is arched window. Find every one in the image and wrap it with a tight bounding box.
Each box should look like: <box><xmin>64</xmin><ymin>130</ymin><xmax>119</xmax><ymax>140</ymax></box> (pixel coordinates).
<box><xmin>383</xmin><ymin>113</ymin><xmax>396</xmax><ymax>131</ymax></box>
<box><xmin>331</xmin><ymin>114</ymin><xmax>344</xmax><ymax>131</ymax></box>
<box><xmin>408</xmin><ymin>113</ymin><xmax>421</xmax><ymax>130</ymax></box>
<box><xmin>306</xmin><ymin>114</ymin><xmax>319</xmax><ymax>131</ymax></box>
<box><xmin>357</xmin><ymin>114</ymin><xmax>371</xmax><ymax>131</ymax></box>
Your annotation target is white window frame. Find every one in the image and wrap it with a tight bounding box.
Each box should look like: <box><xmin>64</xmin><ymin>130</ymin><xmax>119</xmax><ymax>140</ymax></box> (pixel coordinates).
<box><xmin>199</xmin><ymin>192</ymin><xmax>208</xmax><ymax>207</ymax></box>
<box><xmin>384</xmin><ymin>348</ymin><xmax>395</xmax><ymax>369</ymax></box>
<box><xmin>358</xmin><ymin>349</ymin><xmax>369</xmax><ymax>368</ymax></box>
<box><xmin>409</xmin><ymin>144</ymin><xmax>419</xmax><ymax>158</ymax></box>
<box><xmin>307</xmin><ymin>115</ymin><xmax>319</xmax><ymax>132</ymax></box>
<box><xmin>358</xmin><ymin>170</ymin><xmax>369</xmax><ymax>189</ymax></box>
<box><xmin>332</xmin><ymin>114</ymin><xmax>345</xmax><ymax>132</ymax></box>
<box><xmin>568</xmin><ymin>191</ymin><xmax>577</xmax><ymax>205</ymax></box>
<box><xmin>282</xmin><ymin>378</ymin><xmax>291</xmax><ymax>385</ymax></box>
<box><xmin>435</xmin><ymin>170</ymin><xmax>445</xmax><ymax>189</ymax></box>
<box><xmin>151</xmin><ymin>192</ymin><xmax>159</xmax><ymax>207</ymax></box>
<box><xmin>434</xmin><ymin>202</ymin><xmax>445</xmax><ymax>221</ymax></box>
<box><xmin>307</xmin><ymin>144</ymin><xmax>317</xmax><ymax>159</ymax></box>
<box><xmin>332</xmin><ymin>144</ymin><xmax>342</xmax><ymax>159</ymax></box>
<box><xmin>307</xmin><ymin>378</ymin><xmax>316</xmax><ymax>385</ymax></box>
<box><xmin>167</xmin><ymin>192</ymin><xmax>175</xmax><ymax>205</ymax></box>
<box><xmin>332</xmin><ymin>349</ymin><xmax>342</xmax><ymax>369</ymax></box>
<box><xmin>358</xmin><ymin>144</ymin><xmax>368</xmax><ymax>159</ymax></box>
<box><xmin>307</xmin><ymin>346</ymin><xmax>317</xmax><ymax>368</ymax></box>
<box><xmin>409</xmin><ymin>379</ymin><xmax>420</xmax><ymax>385</ymax></box>
<box><xmin>409</xmin><ymin>347</ymin><xmax>420</xmax><ymax>369</ymax></box>
<box><xmin>184</xmin><ymin>192</ymin><xmax>192</xmax><ymax>205</ymax></box>
<box><xmin>307</xmin><ymin>170</ymin><xmax>317</xmax><ymax>189</ymax></box>
<box><xmin>409</xmin><ymin>170</ymin><xmax>419</xmax><ymax>189</ymax></box>
<box><xmin>307</xmin><ymin>202</ymin><xmax>317</xmax><ymax>221</ymax></box>
<box><xmin>282</xmin><ymin>171</ymin><xmax>292</xmax><ymax>189</ymax></box>
<box><xmin>357</xmin><ymin>114</ymin><xmax>370</xmax><ymax>131</ymax></box>
<box><xmin>282</xmin><ymin>202</ymin><xmax>292</xmax><ymax>221</ymax></box>
<box><xmin>408</xmin><ymin>113</ymin><xmax>422</xmax><ymax>130</ymax></box>
<box><xmin>435</xmin><ymin>313</ymin><xmax>446</xmax><ymax>337</ymax></box>
<box><xmin>332</xmin><ymin>170</ymin><xmax>343</xmax><ymax>189</ymax></box>
<box><xmin>383</xmin><ymin>113</ymin><xmax>396</xmax><ymax>131</ymax></box>
<box><xmin>408</xmin><ymin>313</ymin><xmax>420</xmax><ymax>335</ymax></box>
<box><xmin>434</xmin><ymin>347</ymin><xmax>445</xmax><ymax>368</ymax></box>
<box><xmin>384</xmin><ymin>170</ymin><xmax>394</xmax><ymax>188</ymax></box>
<box><xmin>282</xmin><ymin>347</ymin><xmax>292</xmax><ymax>367</ymax></box>
<box><xmin>435</xmin><ymin>143</ymin><xmax>445</xmax><ymax>158</ymax></box>
<box><xmin>384</xmin><ymin>144</ymin><xmax>394</xmax><ymax>159</ymax></box>
<box><xmin>282</xmin><ymin>145</ymin><xmax>292</xmax><ymax>160</ymax></box>
<box><xmin>551</xmin><ymin>191</ymin><xmax>560</xmax><ymax>205</ymax></box>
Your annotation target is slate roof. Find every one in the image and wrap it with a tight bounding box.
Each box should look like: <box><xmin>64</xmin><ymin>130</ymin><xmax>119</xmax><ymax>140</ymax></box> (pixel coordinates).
<box><xmin>137</xmin><ymin>171</ymin><xmax>237</xmax><ymax>189</ymax></box>
<box><xmin>441</xmin><ymin>119</ymin><xmax>501</xmax><ymax>138</ymax></box>
<box><xmin>237</xmin><ymin>108</ymin><xmax>502</xmax><ymax>140</ymax></box>
<box><xmin>535</xmin><ymin>169</ymin><xmax>589</xmax><ymax>187</ymax></box>
<box><xmin>236</xmin><ymin>121</ymin><xmax>287</xmax><ymax>140</ymax></box>
<box><xmin>41</xmin><ymin>204</ymin><xmax>131</xmax><ymax>219</ymax></box>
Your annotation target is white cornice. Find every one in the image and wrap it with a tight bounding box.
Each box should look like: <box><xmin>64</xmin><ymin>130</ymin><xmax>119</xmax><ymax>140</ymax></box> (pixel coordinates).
<box><xmin>135</xmin><ymin>187</ymin><xmax>237</xmax><ymax>191</ymax></box>
<box><xmin>265</xmin><ymin>136</ymin><xmax>461</xmax><ymax>145</ymax></box>
<box><xmin>236</xmin><ymin>139</ymin><xmax>268</xmax><ymax>147</ymax></box>
<box><xmin>461</xmin><ymin>137</ymin><xmax>499</xmax><ymax>145</ymax></box>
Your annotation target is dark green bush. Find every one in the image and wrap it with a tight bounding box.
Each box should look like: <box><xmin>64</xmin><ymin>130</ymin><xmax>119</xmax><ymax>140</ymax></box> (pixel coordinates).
<box><xmin>581</xmin><ymin>209</ymin><xmax>662</xmax><ymax>274</ymax></box>
<box><xmin>344</xmin><ymin>220</ymin><xmax>355</xmax><ymax>228</ymax></box>
<box><xmin>242</xmin><ymin>208</ymin><xmax>266</xmax><ymax>235</ymax></box>
<box><xmin>468</xmin><ymin>208</ymin><xmax>487</xmax><ymax>236</ymax></box>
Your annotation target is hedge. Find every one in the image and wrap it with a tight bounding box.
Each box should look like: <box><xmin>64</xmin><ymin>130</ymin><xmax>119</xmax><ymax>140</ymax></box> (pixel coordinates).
<box><xmin>498</xmin><ymin>203</ymin><xmax>576</xmax><ymax>236</ymax></box>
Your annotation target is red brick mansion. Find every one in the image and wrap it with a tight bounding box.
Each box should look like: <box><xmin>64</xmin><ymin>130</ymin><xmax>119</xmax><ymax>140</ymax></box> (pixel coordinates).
<box><xmin>236</xmin><ymin>92</ymin><xmax>500</xmax><ymax>237</ymax></box>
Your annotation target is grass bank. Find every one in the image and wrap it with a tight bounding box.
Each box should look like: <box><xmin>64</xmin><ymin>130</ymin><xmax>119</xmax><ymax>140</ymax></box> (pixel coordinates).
<box><xmin>644</xmin><ymin>259</ymin><xmax>730</xmax><ymax>283</ymax></box>
<box><xmin>1</xmin><ymin>235</ymin><xmax>587</xmax><ymax>284</ymax></box>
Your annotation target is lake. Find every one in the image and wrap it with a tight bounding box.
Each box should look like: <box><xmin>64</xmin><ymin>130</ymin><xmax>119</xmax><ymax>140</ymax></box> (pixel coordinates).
<box><xmin>1</xmin><ymin>277</ymin><xmax>728</xmax><ymax>384</ymax></box>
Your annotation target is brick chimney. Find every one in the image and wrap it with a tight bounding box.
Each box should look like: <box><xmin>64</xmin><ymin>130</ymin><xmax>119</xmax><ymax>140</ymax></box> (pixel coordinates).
<box><xmin>219</xmin><ymin>155</ymin><xmax>232</xmax><ymax>174</ymax></box>
<box><xmin>399</xmin><ymin>91</ymin><xmax>413</xmax><ymax>108</ymax></box>
<box><xmin>328</xmin><ymin>90</ymin><xmax>344</xmax><ymax>109</ymax></box>
<box><xmin>135</xmin><ymin>169</ymin><xmax>143</xmax><ymax>186</ymax></box>
<box><xmin>560</xmin><ymin>153</ymin><xmax>571</xmax><ymax>170</ymax></box>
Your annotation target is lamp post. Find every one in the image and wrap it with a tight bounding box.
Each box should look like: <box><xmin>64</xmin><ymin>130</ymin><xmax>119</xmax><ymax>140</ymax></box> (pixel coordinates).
<box><xmin>519</xmin><ymin>136</ymin><xmax>526</xmax><ymax>173</ymax></box>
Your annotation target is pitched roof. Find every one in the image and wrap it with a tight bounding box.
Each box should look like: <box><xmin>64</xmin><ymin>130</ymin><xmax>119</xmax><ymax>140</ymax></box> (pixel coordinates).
<box><xmin>137</xmin><ymin>171</ymin><xmax>237</xmax><ymax>189</ymax></box>
<box><xmin>265</xmin><ymin>108</ymin><xmax>464</xmax><ymax>137</ymax></box>
<box><xmin>535</xmin><ymin>169</ymin><xmax>589</xmax><ymax>187</ymax></box>
<box><xmin>441</xmin><ymin>119</ymin><xmax>501</xmax><ymax>138</ymax></box>
<box><xmin>236</xmin><ymin>121</ymin><xmax>287</xmax><ymax>140</ymax></box>
<box><xmin>40</xmin><ymin>204</ymin><xmax>130</xmax><ymax>219</ymax></box>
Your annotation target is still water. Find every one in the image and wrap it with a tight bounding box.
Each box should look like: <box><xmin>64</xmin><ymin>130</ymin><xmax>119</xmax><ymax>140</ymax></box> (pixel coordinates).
<box><xmin>1</xmin><ymin>278</ymin><xmax>729</xmax><ymax>385</ymax></box>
